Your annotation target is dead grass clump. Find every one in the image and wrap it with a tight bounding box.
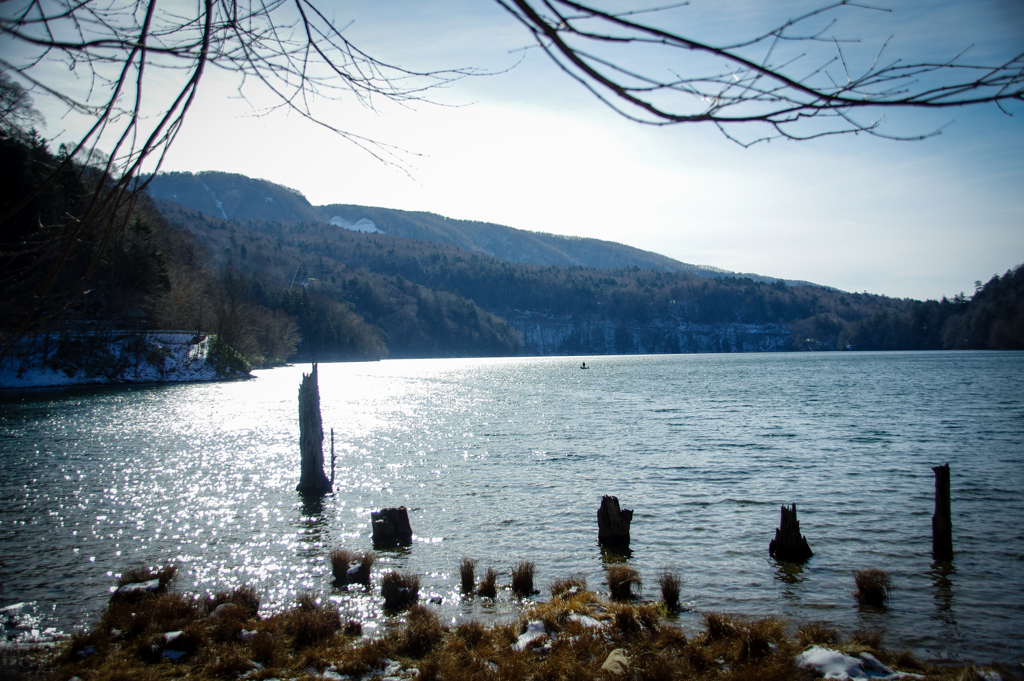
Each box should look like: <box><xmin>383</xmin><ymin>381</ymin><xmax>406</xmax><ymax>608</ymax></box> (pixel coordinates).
<box><xmin>653</xmin><ymin>625</ymin><xmax>689</xmax><ymax>652</ymax></box>
<box><xmin>703</xmin><ymin>612</ymin><xmax>743</xmax><ymax>643</ymax></box>
<box><xmin>400</xmin><ymin>604</ymin><xmax>446</xmax><ymax>658</ymax></box>
<box><xmin>206</xmin><ymin>584</ymin><xmax>261</xmax><ymax>620</ymax></box>
<box><xmin>344</xmin><ymin>619</ymin><xmax>364</xmax><ymax>637</ymax></box>
<box><xmin>454</xmin><ymin>620</ymin><xmax>487</xmax><ymax>649</ymax></box>
<box><xmin>101</xmin><ymin>591</ymin><xmax>200</xmax><ymax>640</ymax></box>
<box><xmin>247</xmin><ymin>631</ymin><xmax>277</xmax><ymax>666</ymax></box>
<box><xmin>549</xmin><ymin>575</ymin><xmax>587</xmax><ymax>600</ymax></box>
<box><xmin>878</xmin><ymin>648</ymin><xmax>925</xmax><ymax>673</ymax></box>
<box><xmin>330</xmin><ymin>549</ymin><xmax>375</xmax><ymax>588</ymax></box>
<box><xmin>657</xmin><ymin>570</ymin><xmax>682</xmax><ymax>612</ymax></box>
<box><xmin>606</xmin><ymin>564</ymin><xmax>642</xmax><ymax>601</ymax></box>
<box><xmin>854</xmin><ymin>569</ymin><xmax>893</xmax><ymax>607</ymax></box>
<box><xmin>333</xmin><ymin>637</ymin><xmax>392</xmax><ymax>677</ymax></box>
<box><xmin>203</xmin><ymin>647</ymin><xmax>256</xmax><ymax>678</ymax></box>
<box><xmin>476</xmin><ymin>567</ymin><xmax>498</xmax><ymax>599</ymax></box>
<box><xmin>287</xmin><ymin>594</ymin><xmax>341</xmax><ymax>649</ymax></box>
<box><xmin>382</xmin><ymin>571</ymin><xmax>420</xmax><ymax>612</ymax></box>
<box><xmin>511</xmin><ymin>561</ymin><xmax>536</xmax><ymax>597</ymax></box>
<box><xmin>330</xmin><ymin>548</ymin><xmax>356</xmax><ymax>584</ymax></box>
<box><xmin>109</xmin><ymin>564</ymin><xmax>179</xmax><ymax>603</ymax></box>
<box><xmin>722</xmin><ymin>652</ymin><xmax>802</xmax><ymax>681</ymax></box>
<box><xmin>849</xmin><ymin>629</ymin><xmax>884</xmax><ymax>649</ymax></box>
<box><xmin>797</xmin><ymin>621</ymin><xmax>840</xmax><ymax>647</ymax></box>
<box><xmin>683</xmin><ymin>640</ymin><xmax>717</xmax><ymax>672</ymax></box>
<box><xmin>208</xmin><ymin>603</ymin><xmax>252</xmax><ymax>643</ymax></box>
<box><xmin>117</xmin><ymin>564</ymin><xmax>178</xmax><ymax>589</ymax></box>
<box><xmin>738</xmin><ymin>617</ymin><xmax>785</xmax><ymax>662</ymax></box>
<box><xmin>459</xmin><ymin>558</ymin><xmax>476</xmax><ymax>595</ymax></box>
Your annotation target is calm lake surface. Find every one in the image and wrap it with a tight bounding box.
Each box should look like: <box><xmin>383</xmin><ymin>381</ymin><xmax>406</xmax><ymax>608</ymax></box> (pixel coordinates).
<box><xmin>1</xmin><ymin>352</ymin><xmax>1022</xmax><ymax>664</ymax></box>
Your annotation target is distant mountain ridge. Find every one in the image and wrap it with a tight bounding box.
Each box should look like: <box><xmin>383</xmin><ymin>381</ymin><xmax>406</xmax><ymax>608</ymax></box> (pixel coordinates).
<box><xmin>145</xmin><ymin>170</ymin><xmax>818</xmax><ymax>287</ymax></box>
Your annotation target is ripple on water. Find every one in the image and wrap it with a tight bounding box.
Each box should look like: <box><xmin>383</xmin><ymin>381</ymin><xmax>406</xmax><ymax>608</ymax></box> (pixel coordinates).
<box><xmin>1</xmin><ymin>353</ymin><xmax>1023</xmax><ymax>664</ymax></box>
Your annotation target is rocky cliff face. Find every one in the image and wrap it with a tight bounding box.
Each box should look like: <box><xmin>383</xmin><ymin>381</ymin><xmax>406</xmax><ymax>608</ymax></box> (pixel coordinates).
<box><xmin>505</xmin><ymin>313</ymin><xmax>792</xmax><ymax>355</ymax></box>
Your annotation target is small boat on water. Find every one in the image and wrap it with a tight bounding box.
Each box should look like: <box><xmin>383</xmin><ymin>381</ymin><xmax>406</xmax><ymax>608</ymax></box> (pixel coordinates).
<box><xmin>580</xmin><ymin>361</ymin><xmax>589</xmax><ymax>370</ymax></box>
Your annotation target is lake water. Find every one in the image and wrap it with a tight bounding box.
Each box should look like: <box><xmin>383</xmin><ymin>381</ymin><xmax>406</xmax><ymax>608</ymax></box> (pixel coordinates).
<box><xmin>1</xmin><ymin>352</ymin><xmax>1022</xmax><ymax>664</ymax></box>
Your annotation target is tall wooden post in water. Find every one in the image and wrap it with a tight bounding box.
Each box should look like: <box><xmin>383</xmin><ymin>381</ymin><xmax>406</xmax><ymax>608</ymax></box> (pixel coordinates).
<box><xmin>932</xmin><ymin>463</ymin><xmax>953</xmax><ymax>561</ymax></box>
<box><xmin>296</xmin><ymin>363</ymin><xmax>332</xmax><ymax>495</ymax></box>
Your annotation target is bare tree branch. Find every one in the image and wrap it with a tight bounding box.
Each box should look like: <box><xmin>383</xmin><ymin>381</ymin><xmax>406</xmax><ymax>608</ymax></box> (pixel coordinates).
<box><xmin>495</xmin><ymin>0</ymin><xmax>1024</xmax><ymax>144</ymax></box>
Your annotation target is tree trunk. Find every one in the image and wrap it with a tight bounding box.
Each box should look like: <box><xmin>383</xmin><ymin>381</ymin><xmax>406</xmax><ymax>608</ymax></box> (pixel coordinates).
<box><xmin>932</xmin><ymin>463</ymin><xmax>953</xmax><ymax>561</ymax></box>
<box><xmin>597</xmin><ymin>496</ymin><xmax>633</xmax><ymax>548</ymax></box>
<box><xmin>769</xmin><ymin>503</ymin><xmax>813</xmax><ymax>563</ymax></box>
<box><xmin>296</xmin><ymin>363</ymin><xmax>332</xmax><ymax>495</ymax></box>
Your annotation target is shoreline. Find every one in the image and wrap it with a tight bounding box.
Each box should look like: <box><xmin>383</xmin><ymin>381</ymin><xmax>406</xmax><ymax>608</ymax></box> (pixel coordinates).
<box><xmin>14</xmin><ymin>569</ymin><xmax>1020</xmax><ymax>681</ymax></box>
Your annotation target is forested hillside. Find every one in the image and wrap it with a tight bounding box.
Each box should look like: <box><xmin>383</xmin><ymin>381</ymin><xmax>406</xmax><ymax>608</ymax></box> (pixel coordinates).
<box><xmin>154</xmin><ymin>199</ymin><xmax>930</xmax><ymax>355</ymax></box>
<box><xmin>146</xmin><ymin>171</ymin><xmax>801</xmax><ymax>282</ymax></box>
<box><xmin>841</xmin><ymin>267</ymin><xmax>1024</xmax><ymax>350</ymax></box>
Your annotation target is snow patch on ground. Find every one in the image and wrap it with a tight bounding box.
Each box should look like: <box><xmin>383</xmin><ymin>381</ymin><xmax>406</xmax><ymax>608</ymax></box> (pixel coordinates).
<box><xmin>796</xmin><ymin>646</ymin><xmax>925</xmax><ymax>680</ymax></box>
<box><xmin>0</xmin><ymin>332</ymin><xmax>229</xmax><ymax>389</ymax></box>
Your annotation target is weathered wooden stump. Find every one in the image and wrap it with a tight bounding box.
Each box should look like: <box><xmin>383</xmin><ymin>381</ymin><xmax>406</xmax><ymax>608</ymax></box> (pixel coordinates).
<box><xmin>371</xmin><ymin>507</ymin><xmax>413</xmax><ymax>548</ymax></box>
<box><xmin>932</xmin><ymin>463</ymin><xmax>953</xmax><ymax>561</ymax></box>
<box><xmin>768</xmin><ymin>503</ymin><xmax>813</xmax><ymax>563</ymax></box>
<box><xmin>597</xmin><ymin>496</ymin><xmax>633</xmax><ymax>548</ymax></box>
<box><xmin>296</xmin><ymin>363</ymin><xmax>332</xmax><ymax>495</ymax></box>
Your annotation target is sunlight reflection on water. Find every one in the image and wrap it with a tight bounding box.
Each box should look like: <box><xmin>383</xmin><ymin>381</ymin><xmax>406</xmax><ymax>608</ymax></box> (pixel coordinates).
<box><xmin>1</xmin><ymin>353</ymin><xmax>1022</xmax><ymax>663</ymax></box>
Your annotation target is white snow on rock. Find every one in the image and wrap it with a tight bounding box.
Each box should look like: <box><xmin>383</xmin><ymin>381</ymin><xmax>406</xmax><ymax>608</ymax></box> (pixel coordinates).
<box><xmin>796</xmin><ymin>646</ymin><xmax>924</xmax><ymax>680</ymax></box>
<box><xmin>512</xmin><ymin>621</ymin><xmax>547</xmax><ymax>651</ymax></box>
<box><xmin>0</xmin><ymin>332</ymin><xmax>239</xmax><ymax>389</ymax></box>
<box><xmin>330</xmin><ymin>216</ymin><xmax>382</xmax><ymax>234</ymax></box>
<box><xmin>116</xmin><ymin>579</ymin><xmax>162</xmax><ymax>596</ymax></box>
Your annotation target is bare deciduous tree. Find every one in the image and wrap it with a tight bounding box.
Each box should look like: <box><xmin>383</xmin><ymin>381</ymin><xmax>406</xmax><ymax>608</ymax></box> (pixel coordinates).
<box><xmin>2</xmin><ymin>0</ymin><xmax>1022</xmax><ymax>353</ymax></box>
<box><xmin>496</xmin><ymin>0</ymin><xmax>1023</xmax><ymax>144</ymax></box>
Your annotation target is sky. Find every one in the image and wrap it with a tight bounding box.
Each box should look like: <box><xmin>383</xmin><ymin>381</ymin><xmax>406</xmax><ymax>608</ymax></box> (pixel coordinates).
<box><xmin>14</xmin><ymin>0</ymin><xmax>1024</xmax><ymax>301</ymax></box>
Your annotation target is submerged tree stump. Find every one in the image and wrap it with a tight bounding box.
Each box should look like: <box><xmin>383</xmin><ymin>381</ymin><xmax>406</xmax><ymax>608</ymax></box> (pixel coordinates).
<box><xmin>932</xmin><ymin>463</ymin><xmax>953</xmax><ymax>561</ymax></box>
<box><xmin>769</xmin><ymin>503</ymin><xmax>813</xmax><ymax>563</ymax></box>
<box><xmin>597</xmin><ymin>496</ymin><xmax>633</xmax><ymax>548</ymax></box>
<box><xmin>296</xmin><ymin>363</ymin><xmax>332</xmax><ymax>495</ymax></box>
<box><xmin>371</xmin><ymin>507</ymin><xmax>413</xmax><ymax>548</ymax></box>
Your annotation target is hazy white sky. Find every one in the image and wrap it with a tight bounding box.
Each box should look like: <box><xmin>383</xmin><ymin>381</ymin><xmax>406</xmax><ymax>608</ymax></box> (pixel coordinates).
<box><xmin>27</xmin><ymin>0</ymin><xmax>1024</xmax><ymax>300</ymax></box>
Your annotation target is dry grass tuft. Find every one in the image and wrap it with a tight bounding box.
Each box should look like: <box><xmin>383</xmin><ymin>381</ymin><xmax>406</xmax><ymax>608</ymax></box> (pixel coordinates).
<box><xmin>454</xmin><ymin>620</ymin><xmax>487</xmax><ymax>649</ymax></box>
<box><xmin>797</xmin><ymin>621</ymin><xmax>840</xmax><ymax>647</ymax></box>
<box><xmin>657</xmin><ymin>570</ymin><xmax>682</xmax><ymax>612</ymax></box>
<box><xmin>206</xmin><ymin>584</ymin><xmax>260</xmax><ymax>618</ymax></box>
<box><xmin>703</xmin><ymin>612</ymin><xmax>743</xmax><ymax>642</ymax></box>
<box><xmin>329</xmin><ymin>549</ymin><xmax>375</xmax><ymax>588</ymax></box>
<box><xmin>116</xmin><ymin>563</ymin><xmax>178</xmax><ymax>589</ymax></box>
<box><xmin>459</xmin><ymin>558</ymin><xmax>476</xmax><ymax>595</ymax></box>
<box><xmin>399</xmin><ymin>604</ymin><xmax>446</xmax><ymax>657</ymax></box>
<box><xmin>549</xmin><ymin>575</ymin><xmax>587</xmax><ymax>600</ymax></box>
<box><xmin>247</xmin><ymin>630</ymin><xmax>277</xmax><ymax>666</ymax></box>
<box><xmin>48</xmin><ymin>575</ymin><xmax>979</xmax><ymax>681</ymax></box>
<box><xmin>849</xmin><ymin>629</ymin><xmax>884</xmax><ymax>649</ymax></box>
<box><xmin>606</xmin><ymin>564</ymin><xmax>642</xmax><ymax>601</ymax></box>
<box><xmin>344</xmin><ymin>619</ymin><xmax>363</xmax><ymax>637</ymax></box>
<box><xmin>853</xmin><ymin>569</ymin><xmax>893</xmax><ymax>607</ymax></box>
<box><xmin>286</xmin><ymin>593</ymin><xmax>341</xmax><ymax>649</ymax></box>
<box><xmin>476</xmin><ymin>567</ymin><xmax>498</xmax><ymax>599</ymax></box>
<box><xmin>330</xmin><ymin>547</ymin><xmax>355</xmax><ymax>584</ymax></box>
<box><xmin>511</xmin><ymin>561</ymin><xmax>536</xmax><ymax>597</ymax></box>
<box><xmin>381</xmin><ymin>571</ymin><xmax>420</xmax><ymax>612</ymax></box>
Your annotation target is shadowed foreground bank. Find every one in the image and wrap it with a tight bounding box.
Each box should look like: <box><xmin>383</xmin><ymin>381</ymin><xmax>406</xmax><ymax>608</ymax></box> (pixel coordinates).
<box><xmin>12</xmin><ymin>568</ymin><xmax>1019</xmax><ymax>681</ymax></box>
